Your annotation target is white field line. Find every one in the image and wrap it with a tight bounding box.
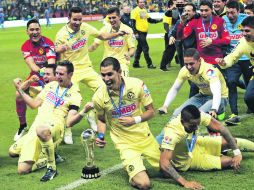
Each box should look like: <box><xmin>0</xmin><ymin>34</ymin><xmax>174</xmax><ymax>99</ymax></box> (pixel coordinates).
<box><xmin>56</xmin><ymin>163</ymin><xmax>123</xmax><ymax>190</ymax></box>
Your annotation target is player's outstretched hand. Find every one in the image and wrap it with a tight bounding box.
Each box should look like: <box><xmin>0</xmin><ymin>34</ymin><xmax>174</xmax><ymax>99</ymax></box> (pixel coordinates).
<box><xmin>124</xmin><ymin>53</ymin><xmax>130</xmax><ymax>61</ymax></box>
<box><xmin>95</xmin><ymin>138</ymin><xmax>106</xmax><ymax>148</ymax></box>
<box><xmin>231</xmin><ymin>154</ymin><xmax>242</xmax><ymax>171</ymax></box>
<box><xmin>183</xmin><ymin>180</ymin><xmax>204</xmax><ymax>190</ymax></box>
<box><xmin>208</xmin><ymin>110</ymin><xmax>217</xmax><ymax>119</ymax></box>
<box><xmin>158</xmin><ymin>106</ymin><xmax>168</xmax><ymax>115</ymax></box>
<box><xmin>215</xmin><ymin>58</ymin><xmax>226</xmax><ymax>67</ymax></box>
<box><xmin>30</xmin><ymin>75</ymin><xmax>40</xmax><ymax>82</ymax></box>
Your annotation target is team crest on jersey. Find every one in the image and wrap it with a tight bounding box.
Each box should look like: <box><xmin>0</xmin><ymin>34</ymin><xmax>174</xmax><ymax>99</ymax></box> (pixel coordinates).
<box><xmin>237</xmin><ymin>24</ymin><xmax>242</xmax><ymax>30</ymax></box>
<box><xmin>128</xmin><ymin>165</ymin><xmax>134</xmax><ymax>172</ymax></box>
<box><xmin>111</xmin><ymin>103</ymin><xmax>137</xmax><ymax>118</ymax></box>
<box><xmin>71</xmin><ymin>38</ymin><xmax>87</xmax><ymax>50</ymax></box>
<box><xmin>46</xmin><ymin>91</ymin><xmax>65</xmax><ymax>106</ymax></box>
<box><xmin>81</xmin><ymin>30</ymin><xmax>85</xmax><ymax>35</ymax></box>
<box><xmin>108</xmin><ymin>39</ymin><xmax>124</xmax><ymax>47</ymax></box>
<box><xmin>206</xmin><ymin>69</ymin><xmax>216</xmax><ymax>77</ymax></box>
<box><xmin>39</xmin><ymin>48</ymin><xmax>44</xmax><ymax>55</ymax></box>
<box><xmin>127</xmin><ymin>91</ymin><xmax>135</xmax><ymax>100</ymax></box>
<box><xmin>211</xmin><ymin>24</ymin><xmax>217</xmax><ymax>30</ymax></box>
<box><xmin>139</xmin><ymin>11</ymin><xmax>147</xmax><ymax>19</ymax></box>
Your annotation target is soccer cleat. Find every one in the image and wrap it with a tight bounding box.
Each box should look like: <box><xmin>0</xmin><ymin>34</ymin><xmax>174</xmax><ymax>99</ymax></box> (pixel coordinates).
<box><xmin>148</xmin><ymin>64</ymin><xmax>156</xmax><ymax>69</ymax></box>
<box><xmin>55</xmin><ymin>153</ymin><xmax>65</xmax><ymax>164</ymax></box>
<box><xmin>225</xmin><ymin>114</ymin><xmax>241</xmax><ymax>126</ymax></box>
<box><xmin>160</xmin><ymin>68</ymin><xmax>170</xmax><ymax>72</ymax></box>
<box><xmin>40</xmin><ymin>166</ymin><xmax>57</xmax><ymax>182</ymax></box>
<box><xmin>64</xmin><ymin>134</ymin><xmax>73</xmax><ymax>145</ymax></box>
<box><xmin>14</xmin><ymin>127</ymin><xmax>28</xmax><ymax>141</ymax></box>
<box><xmin>133</xmin><ymin>64</ymin><xmax>142</xmax><ymax>68</ymax></box>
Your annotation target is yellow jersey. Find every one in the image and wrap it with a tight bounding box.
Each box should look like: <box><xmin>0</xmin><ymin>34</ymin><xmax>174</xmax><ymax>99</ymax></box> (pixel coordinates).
<box><xmin>223</xmin><ymin>37</ymin><xmax>254</xmax><ymax>68</ymax></box>
<box><xmin>94</xmin><ymin>23</ymin><xmax>135</xmax><ymax>65</ymax></box>
<box><xmin>161</xmin><ymin>112</ymin><xmax>212</xmax><ymax>171</ymax></box>
<box><xmin>55</xmin><ymin>23</ymin><xmax>100</xmax><ymax>71</ymax></box>
<box><xmin>131</xmin><ymin>6</ymin><xmax>150</xmax><ymax>32</ymax></box>
<box><xmin>177</xmin><ymin>59</ymin><xmax>228</xmax><ymax>97</ymax></box>
<box><xmin>36</xmin><ymin>81</ymin><xmax>82</xmax><ymax>126</ymax></box>
<box><xmin>92</xmin><ymin>77</ymin><xmax>153</xmax><ymax>144</ymax></box>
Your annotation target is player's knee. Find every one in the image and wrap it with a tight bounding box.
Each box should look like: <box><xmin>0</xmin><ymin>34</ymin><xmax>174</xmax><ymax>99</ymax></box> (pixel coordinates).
<box><xmin>36</xmin><ymin>125</ymin><xmax>51</xmax><ymax>141</ymax></box>
<box><xmin>18</xmin><ymin>166</ymin><xmax>31</xmax><ymax>175</ymax></box>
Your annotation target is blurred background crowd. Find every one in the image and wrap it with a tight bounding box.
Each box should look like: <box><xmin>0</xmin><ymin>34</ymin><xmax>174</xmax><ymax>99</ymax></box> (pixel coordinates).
<box><xmin>0</xmin><ymin>0</ymin><xmax>170</xmax><ymax>20</ymax></box>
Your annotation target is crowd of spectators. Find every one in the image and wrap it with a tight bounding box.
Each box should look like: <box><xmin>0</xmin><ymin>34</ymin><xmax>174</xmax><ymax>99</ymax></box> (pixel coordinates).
<box><xmin>0</xmin><ymin>0</ymin><xmax>168</xmax><ymax>20</ymax></box>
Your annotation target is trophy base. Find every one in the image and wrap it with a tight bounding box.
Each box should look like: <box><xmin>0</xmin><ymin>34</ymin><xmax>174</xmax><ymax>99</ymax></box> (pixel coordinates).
<box><xmin>81</xmin><ymin>166</ymin><xmax>101</xmax><ymax>179</ymax></box>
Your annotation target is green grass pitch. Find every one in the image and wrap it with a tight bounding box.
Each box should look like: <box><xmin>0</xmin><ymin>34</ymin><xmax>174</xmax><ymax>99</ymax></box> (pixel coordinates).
<box><xmin>0</xmin><ymin>22</ymin><xmax>253</xmax><ymax>190</ymax></box>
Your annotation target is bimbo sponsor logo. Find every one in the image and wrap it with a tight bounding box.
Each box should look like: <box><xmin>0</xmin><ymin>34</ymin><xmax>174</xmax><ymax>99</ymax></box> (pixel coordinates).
<box><xmin>108</xmin><ymin>39</ymin><xmax>124</xmax><ymax>47</ymax></box>
<box><xmin>33</xmin><ymin>56</ymin><xmax>47</xmax><ymax>64</ymax></box>
<box><xmin>112</xmin><ymin>103</ymin><xmax>137</xmax><ymax>118</ymax></box>
<box><xmin>46</xmin><ymin>91</ymin><xmax>65</xmax><ymax>106</ymax></box>
<box><xmin>230</xmin><ymin>34</ymin><xmax>243</xmax><ymax>40</ymax></box>
<box><xmin>71</xmin><ymin>38</ymin><xmax>87</xmax><ymax>50</ymax></box>
<box><xmin>198</xmin><ymin>32</ymin><xmax>218</xmax><ymax>39</ymax></box>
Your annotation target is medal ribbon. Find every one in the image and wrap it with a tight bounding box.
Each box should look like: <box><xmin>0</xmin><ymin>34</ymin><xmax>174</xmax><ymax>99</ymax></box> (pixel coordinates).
<box><xmin>107</xmin><ymin>82</ymin><xmax>124</xmax><ymax>118</ymax></box>
<box><xmin>54</xmin><ymin>83</ymin><xmax>72</xmax><ymax>108</ymax></box>
<box><xmin>202</xmin><ymin>16</ymin><xmax>213</xmax><ymax>38</ymax></box>
<box><xmin>186</xmin><ymin>132</ymin><xmax>197</xmax><ymax>154</ymax></box>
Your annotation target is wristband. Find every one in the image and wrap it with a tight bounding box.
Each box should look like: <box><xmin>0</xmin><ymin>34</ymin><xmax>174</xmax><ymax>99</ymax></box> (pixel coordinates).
<box><xmin>79</xmin><ymin>110</ymin><xmax>86</xmax><ymax>117</ymax></box>
<box><xmin>133</xmin><ymin>116</ymin><xmax>142</xmax><ymax>124</ymax></box>
<box><xmin>98</xmin><ymin>133</ymin><xmax>105</xmax><ymax>140</ymax></box>
<box><xmin>233</xmin><ymin>149</ymin><xmax>241</xmax><ymax>156</ymax></box>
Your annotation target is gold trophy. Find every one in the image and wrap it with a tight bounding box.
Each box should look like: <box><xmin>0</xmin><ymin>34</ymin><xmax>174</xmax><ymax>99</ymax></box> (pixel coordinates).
<box><xmin>81</xmin><ymin>129</ymin><xmax>100</xmax><ymax>179</ymax></box>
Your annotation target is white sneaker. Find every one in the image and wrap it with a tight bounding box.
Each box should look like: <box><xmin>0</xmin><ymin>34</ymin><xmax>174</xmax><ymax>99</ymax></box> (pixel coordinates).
<box><xmin>64</xmin><ymin>134</ymin><xmax>73</xmax><ymax>144</ymax></box>
<box><xmin>14</xmin><ymin>127</ymin><xmax>27</xmax><ymax>141</ymax></box>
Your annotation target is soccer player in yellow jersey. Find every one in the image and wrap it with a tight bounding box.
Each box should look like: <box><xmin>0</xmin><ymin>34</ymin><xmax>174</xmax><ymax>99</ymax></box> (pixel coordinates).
<box><xmin>157</xmin><ymin>48</ymin><xmax>228</xmax><ymax>143</ymax></box>
<box><xmin>131</xmin><ymin>0</ymin><xmax>162</xmax><ymax>69</ymax></box>
<box><xmin>9</xmin><ymin>61</ymin><xmax>93</xmax><ymax>182</ymax></box>
<box><xmin>160</xmin><ymin>105</ymin><xmax>254</xmax><ymax>189</ymax></box>
<box><xmin>159</xmin><ymin>48</ymin><xmax>228</xmax><ymax>118</ymax></box>
<box><xmin>92</xmin><ymin>57</ymin><xmax>161</xmax><ymax>189</ymax></box>
<box><xmin>216</xmin><ymin>16</ymin><xmax>254</xmax><ymax>113</ymax></box>
<box><xmin>55</xmin><ymin>7</ymin><xmax>128</xmax><ymax>144</ymax></box>
<box><xmin>89</xmin><ymin>7</ymin><xmax>135</xmax><ymax>77</ymax></box>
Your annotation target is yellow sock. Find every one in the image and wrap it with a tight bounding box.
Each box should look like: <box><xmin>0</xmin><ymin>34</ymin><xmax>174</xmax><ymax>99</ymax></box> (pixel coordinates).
<box><xmin>236</xmin><ymin>138</ymin><xmax>254</xmax><ymax>152</ymax></box>
<box><xmin>39</xmin><ymin>138</ymin><xmax>56</xmax><ymax>170</ymax></box>
<box><xmin>31</xmin><ymin>157</ymin><xmax>47</xmax><ymax>171</ymax></box>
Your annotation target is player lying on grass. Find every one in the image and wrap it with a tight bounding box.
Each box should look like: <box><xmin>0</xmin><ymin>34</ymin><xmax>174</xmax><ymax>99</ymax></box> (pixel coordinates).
<box><xmin>160</xmin><ymin>105</ymin><xmax>254</xmax><ymax>190</ymax></box>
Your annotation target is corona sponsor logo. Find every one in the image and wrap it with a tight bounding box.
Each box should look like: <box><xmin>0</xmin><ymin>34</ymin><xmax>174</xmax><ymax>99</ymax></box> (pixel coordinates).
<box><xmin>33</xmin><ymin>56</ymin><xmax>47</xmax><ymax>64</ymax></box>
<box><xmin>198</xmin><ymin>32</ymin><xmax>218</xmax><ymax>40</ymax></box>
<box><xmin>46</xmin><ymin>91</ymin><xmax>65</xmax><ymax>106</ymax></box>
<box><xmin>112</xmin><ymin>103</ymin><xmax>137</xmax><ymax>118</ymax></box>
<box><xmin>108</xmin><ymin>39</ymin><xmax>124</xmax><ymax>47</ymax></box>
<box><xmin>71</xmin><ymin>38</ymin><xmax>87</xmax><ymax>50</ymax></box>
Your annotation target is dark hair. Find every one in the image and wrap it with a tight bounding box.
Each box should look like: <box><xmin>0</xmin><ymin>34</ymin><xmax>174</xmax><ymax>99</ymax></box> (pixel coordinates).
<box><xmin>181</xmin><ymin>105</ymin><xmax>201</xmax><ymax>122</ymax></box>
<box><xmin>45</xmin><ymin>64</ymin><xmax>57</xmax><ymax>75</ymax></box>
<box><xmin>27</xmin><ymin>19</ymin><xmax>40</xmax><ymax>29</ymax></box>
<box><xmin>226</xmin><ymin>0</ymin><xmax>240</xmax><ymax>11</ymax></box>
<box><xmin>242</xmin><ymin>16</ymin><xmax>254</xmax><ymax>29</ymax></box>
<box><xmin>245</xmin><ymin>4</ymin><xmax>254</xmax><ymax>13</ymax></box>
<box><xmin>185</xmin><ymin>3</ymin><xmax>197</xmax><ymax>12</ymax></box>
<box><xmin>107</xmin><ymin>7</ymin><xmax>120</xmax><ymax>16</ymax></box>
<box><xmin>100</xmin><ymin>57</ymin><xmax>121</xmax><ymax>72</ymax></box>
<box><xmin>69</xmin><ymin>7</ymin><xmax>82</xmax><ymax>18</ymax></box>
<box><xmin>57</xmin><ymin>60</ymin><xmax>74</xmax><ymax>74</ymax></box>
<box><xmin>167</xmin><ymin>0</ymin><xmax>174</xmax><ymax>7</ymax></box>
<box><xmin>184</xmin><ymin>48</ymin><xmax>200</xmax><ymax>60</ymax></box>
<box><xmin>200</xmin><ymin>0</ymin><xmax>213</xmax><ymax>10</ymax></box>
